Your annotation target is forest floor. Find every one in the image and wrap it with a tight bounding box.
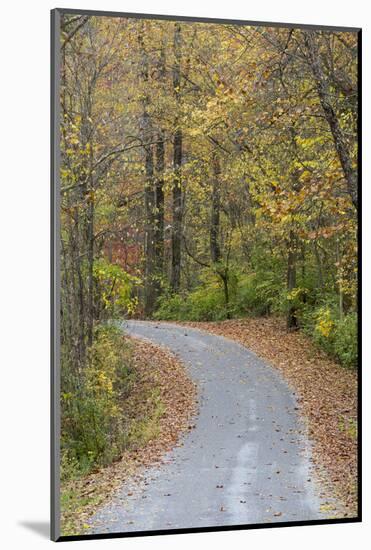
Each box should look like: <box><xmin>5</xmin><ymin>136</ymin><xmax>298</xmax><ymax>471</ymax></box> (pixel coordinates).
<box><xmin>60</xmin><ymin>337</ymin><xmax>197</xmax><ymax>536</ymax></box>
<box><xmin>182</xmin><ymin>317</ymin><xmax>358</xmax><ymax>517</ymax></box>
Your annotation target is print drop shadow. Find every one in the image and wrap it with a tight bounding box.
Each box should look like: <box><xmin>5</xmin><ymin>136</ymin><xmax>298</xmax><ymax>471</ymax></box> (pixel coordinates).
<box><xmin>18</xmin><ymin>521</ymin><xmax>49</xmax><ymax>539</ymax></box>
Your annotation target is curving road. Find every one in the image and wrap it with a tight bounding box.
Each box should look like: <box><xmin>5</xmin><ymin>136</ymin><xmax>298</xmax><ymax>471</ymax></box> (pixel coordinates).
<box><xmin>89</xmin><ymin>320</ymin><xmax>329</xmax><ymax>534</ymax></box>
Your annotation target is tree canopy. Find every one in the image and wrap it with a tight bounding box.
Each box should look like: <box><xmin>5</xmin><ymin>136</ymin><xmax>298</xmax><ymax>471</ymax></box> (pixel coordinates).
<box><xmin>60</xmin><ymin>15</ymin><xmax>358</xmax><ymax>372</ymax></box>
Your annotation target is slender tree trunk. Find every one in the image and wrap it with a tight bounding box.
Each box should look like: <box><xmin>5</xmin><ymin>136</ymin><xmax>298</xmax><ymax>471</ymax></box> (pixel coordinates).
<box><xmin>154</xmin><ymin>130</ymin><xmax>165</xmax><ymax>281</ymax></box>
<box><xmin>60</xmin><ymin>241</ymin><xmax>72</xmax><ymax>340</ymax></box>
<box><xmin>314</xmin><ymin>242</ymin><xmax>324</xmax><ymax>289</ymax></box>
<box><xmin>143</xmin><ymin>143</ymin><xmax>156</xmax><ymax>316</ymax></box>
<box><xmin>220</xmin><ymin>271</ymin><xmax>231</xmax><ymax>319</ymax></box>
<box><xmin>86</xmin><ymin>199</ymin><xmax>94</xmax><ymax>345</ymax></box>
<box><xmin>153</xmin><ymin>42</ymin><xmax>166</xmax><ymax>295</ymax></box>
<box><xmin>305</xmin><ymin>31</ymin><xmax>358</xmax><ymax>210</ymax></box>
<box><xmin>86</xmin><ymin>142</ymin><xmax>94</xmax><ymax>346</ymax></box>
<box><xmin>171</xmin><ymin>23</ymin><xmax>183</xmax><ymax>293</ymax></box>
<box><xmin>209</xmin><ymin>155</ymin><xmax>231</xmax><ymax>318</ymax></box>
<box><xmin>171</xmin><ymin>132</ymin><xmax>182</xmax><ymax>293</ymax></box>
<box><xmin>69</xmin><ymin>211</ymin><xmax>86</xmax><ymax>370</ymax></box>
<box><xmin>287</xmin><ymin>230</ymin><xmax>298</xmax><ymax>330</ymax></box>
<box><xmin>61</xmin><ymin>37</ymin><xmax>89</xmax><ymax>370</ymax></box>
<box><xmin>139</xmin><ymin>31</ymin><xmax>157</xmax><ymax>316</ymax></box>
<box><xmin>301</xmin><ymin>243</ymin><xmax>307</xmax><ymax>304</ymax></box>
<box><xmin>210</xmin><ymin>154</ymin><xmax>221</xmax><ymax>263</ymax></box>
<box><xmin>336</xmin><ymin>238</ymin><xmax>344</xmax><ymax>321</ymax></box>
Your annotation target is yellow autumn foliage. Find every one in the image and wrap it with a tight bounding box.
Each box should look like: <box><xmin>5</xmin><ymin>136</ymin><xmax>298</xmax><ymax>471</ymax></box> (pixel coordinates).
<box><xmin>315</xmin><ymin>308</ymin><xmax>335</xmax><ymax>338</ymax></box>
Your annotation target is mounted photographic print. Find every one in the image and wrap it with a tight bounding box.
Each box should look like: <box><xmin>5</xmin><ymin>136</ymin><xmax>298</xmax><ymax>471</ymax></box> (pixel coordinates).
<box><xmin>51</xmin><ymin>8</ymin><xmax>361</xmax><ymax>541</ymax></box>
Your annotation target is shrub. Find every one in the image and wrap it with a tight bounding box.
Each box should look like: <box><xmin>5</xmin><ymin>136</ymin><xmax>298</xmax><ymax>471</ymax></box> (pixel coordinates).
<box><xmin>155</xmin><ymin>267</ymin><xmax>237</xmax><ymax>321</ymax></box>
<box><xmin>333</xmin><ymin>313</ymin><xmax>358</xmax><ymax>368</ymax></box>
<box><xmin>154</xmin><ymin>269</ymin><xmax>358</xmax><ymax>369</ymax></box>
<box><xmin>302</xmin><ymin>302</ymin><xmax>357</xmax><ymax>369</ymax></box>
<box><xmin>155</xmin><ymin>269</ymin><xmax>284</xmax><ymax>321</ymax></box>
<box><xmin>236</xmin><ymin>273</ymin><xmax>284</xmax><ymax>316</ymax></box>
<box><xmin>154</xmin><ymin>292</ymin><xmax>190</xmax><ymax>321</ymax></box>
<box><xmin>61</xmin><ymin>325</ymin><xmax>135</xmax><ymax>479</ymax></box>
<box><xmin>187</xmin><ymin>285</ymin><xmax>229</xmax><ymax>320</ymax></box>
<box><xmin>93</xmin><ymin>258</ymin><xmax>140</xmax><ymax>319</ymax></box>
<box><xmin>154</xmin><ymin>286</ymin><xmax>227</xmax><ymax>321</ymax></box>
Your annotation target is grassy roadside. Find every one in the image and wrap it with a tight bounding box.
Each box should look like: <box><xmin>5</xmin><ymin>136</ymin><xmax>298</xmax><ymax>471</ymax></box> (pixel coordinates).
<box><xmin>181</xmin><ymin>317</ymin><xmax>358</xmax><ymax>517</ymax></box>
<box><xmin>60</xmin><ymin>337</ymin><xmax>197</xmax><ymax>536</ymax></box>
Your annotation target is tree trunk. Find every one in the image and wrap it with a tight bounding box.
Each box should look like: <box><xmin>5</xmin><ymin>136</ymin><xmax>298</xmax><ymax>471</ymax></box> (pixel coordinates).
<box><xmin>153</xmin><ymin>42</ymin><xmax>166</xmax><ymax>296</ymax></box>
<box><xmin>314</xmin><ymin>242</ymin><xmax>324</xmax><ymax>289</ymax></box>
<box><xmin>143</xmin><ymin>143</ymin><xmax>156</xmax><ymax>316</ymax></box>
<box><xmin>170</xmin><ymin>23</ymin><xmax>183</xmax><ymax>293</ymax></box>
<box><xmin>305</xmin><ymin>31</ymin><xmax>358</xmax><ymax>210</ymax></box>
<box><xmin>220</xmin><ymin>271</ymin><xmax>231</xmax><ymax>319</ymax></box>
<box><xmin>86</xmin><ymin>141</ymin><xmax>95</xmax><ymax>346</ymax></box>
<box><xmin>287</xmin><ymin>230</ymin><xmax>298</xmax><ymax>330</ymax></box>
<box><xmin>154</xmin><ymin>130</ymin><xmax>165</xmax><ymax>283</ymax></box>
<box><xmin>86</xmin><ymin>195</ymin><xmax>94</xmax><ymax>346</ymax></box>
<box><xmin>210</xmin><ymin>154</ymin><xmax>221</xmax><ymax>264</ymax></box>
<box><xmin>336</xmin><ymin>238</ymin><xmax>344</xmax><ymax>321</ymax></box>
<box><xmin>139</xmin><ymin>31</ymin><xmax>156</xmax><ymax>316</ymax></box>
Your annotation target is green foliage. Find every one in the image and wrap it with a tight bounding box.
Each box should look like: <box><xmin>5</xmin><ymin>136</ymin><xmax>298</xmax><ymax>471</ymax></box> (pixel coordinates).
<box><xmin>155</xmin><ymin>270</ymin><xmax>357</xmax><ymax>369</ymax></box>
<box><xmin>338</xmin><ymin>415</ymin><xmax>358</xmax><ymax>440</ymax></box>
<box><xmin>237</xmin><ymin>272</ymin><xmax>284</xmax><ymax>316</ymax></box>
<box><xmin>61</xmin><ymin>325</ymin><xmax>136</xmax><ymax>479</ymax></box>
<box><xmin>60</xmin><ymin>484</ymin><xmax>102</xmax><ymax>536</ymax></box>
<box><xmin>155</xmin><ymin>286</ymin><xmax>227</xmax><ymax>321</ymax></box>
<box><xmin>301</xmin><ymin>302</ymin><xmax>357</xmax><ymax>368</ymax></box>
<box><xmin>93</xmin><ymin>258</ymin><xmax>140</xmax><ymax>318</ymax></box>
<box><xmin>155</xmin><ymin>268</ymin><xmax>233</xmax><ymax>321</ymax></box>
<box><xmin>154</xmin><ymin>292</ymin><xmax>187</xmax><ymax>320</ymax></box>
<box><xmin>155</xmin><ymin>267</ymin><xmax>284</xmax><ymax>321</ymax></box>
<box><xmin>61</xmin><ymin>322</ymin><xmax>170</xmax><ymax>484</ymax></box>
<box><xmin>234</xmin><ymin>246</ymin><xmax>288</xmax><ymax>316</ymax></box>
<box><xmin>333</xmin><ymin>313</ymin><xmax>358</xmax><ymax>369</ymax></box>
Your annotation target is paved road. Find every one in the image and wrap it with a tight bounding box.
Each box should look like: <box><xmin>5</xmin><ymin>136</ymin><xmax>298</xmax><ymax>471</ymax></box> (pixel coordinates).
<box><xmin>89</xmin><ymin>320</ymin><xmax>328</xmax><ymax>534</ymax></box>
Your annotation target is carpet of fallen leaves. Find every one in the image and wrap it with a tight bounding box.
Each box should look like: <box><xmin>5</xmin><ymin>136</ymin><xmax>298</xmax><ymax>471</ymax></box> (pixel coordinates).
<box><xmin>61</xmin><ymin>336</ymin><xmax>197</xmax><ymax>536</ymax></box>
<box><xmin>182</xmin><ymin>317</ymin><xmax>358</xmax><ymax>517</ymax></box>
